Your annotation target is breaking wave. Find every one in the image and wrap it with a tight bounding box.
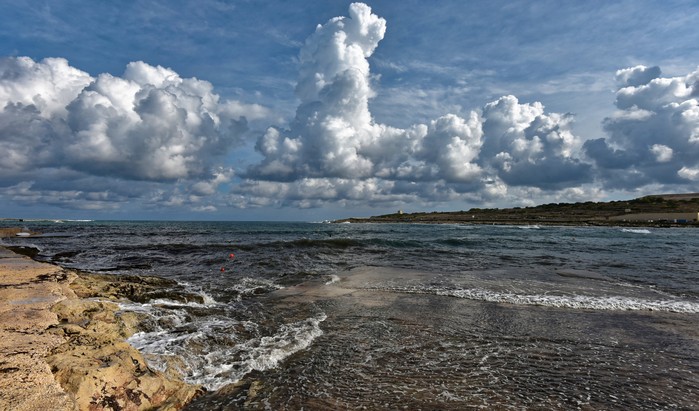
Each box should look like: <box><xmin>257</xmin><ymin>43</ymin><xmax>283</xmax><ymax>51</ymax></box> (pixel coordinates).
<box><xmin>621</xmin><ymin>228</ymin><xmax>651</xmax><ymax>234</ymax></box>
<box><xmin>374</xmin><ymin>286</ymin><xmax>699</xmax><ymax>313</ymax></box>
<box><xmin>125</xmin><ymin>300</ymin><xmax>327</xmax><ymax>391</ymax></box>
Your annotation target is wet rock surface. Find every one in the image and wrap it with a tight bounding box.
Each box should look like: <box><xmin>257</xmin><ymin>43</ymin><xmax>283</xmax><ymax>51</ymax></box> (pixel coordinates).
<box><xmin>70</xmin><ymin>272</ymin><xmax>206</xmax><ymax>305</ymax></box>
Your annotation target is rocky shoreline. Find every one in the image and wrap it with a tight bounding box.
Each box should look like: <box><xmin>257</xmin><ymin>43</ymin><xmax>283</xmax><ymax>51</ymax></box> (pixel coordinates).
<box><xmin>0</xmin><ymin>246</ymin><xmax>202</xmax><ymax>411</ymax></box>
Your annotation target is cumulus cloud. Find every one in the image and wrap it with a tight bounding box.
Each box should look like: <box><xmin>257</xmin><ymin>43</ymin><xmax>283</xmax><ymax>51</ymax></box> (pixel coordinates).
<box><xmin>650</xmin><ymin>144</ymin><xmax>673</xmax><ymax>162</ymax></box>
<box><xmin>0</xmin><ymin>56</ymin><xmax>255</xmax><ymax>209</ymax></box>
<box><xmin>678</xmin><ymin>166</ymin><xmax>699</xmax><ymax>181</ymax></box>
<box><xmin>0</xmin><ymin>180</ymin><xmax>126</xmax><ymax>211</ymax></box>
<box><xmin>615</xmin><ymin>65</ymin><xmax>661</xmax><ymax>88</ymax></box>
<box><xmin>0</xmin><ymin>57</ymin><xmax>93</xmax><ymax>118</ymax></box>
<box><xmin>4</xmin><ymin>3</ymin><xmax>697</xmax><ymax>215</ymax></box>
<box><xmin>69</xmin><ymin>62</ymin><xmax>249</xmax><ymax>180</ymax></box>
<box><xmin>246</xmin><ymin>2</ymin><xmax>485</xmax><ymax>193</ymax></box>
<box><xmin>190</xmin><ymin>168</ymin><xmax>233</xmax><ymax>196</ymax></box>
<box><xmin>240</xmin><ymin>3</ymin><xmax>592</xmax><ymax>208</ymax></box>
<box><xmin>249</xmin><ymin>2</ymin><xmax>387</xmax><ymax>181</ymax></box>
<box><xmin>0</xmin><ymin>58</ymin><xmax>248</xmax><ymax>180</ymax></box>
<box><xmin>0</xmin><ymin>57</ymin><xmax>252</xmax><ymax>181</ymax></box>
<box><xmin>479</xmin><ymin>95</ymin><xmax>591</xmax><ymax>189</ymax></box>
<box><xmin>585</xmin><ymin>65</ymin><xmax>699</xmax><ymax>189</ymax></box>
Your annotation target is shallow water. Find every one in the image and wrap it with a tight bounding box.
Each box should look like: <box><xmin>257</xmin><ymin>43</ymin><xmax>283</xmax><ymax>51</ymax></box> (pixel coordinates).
<box><xmin>2</xmin><ymin>221</ymin><xmax>698</xmax><ymax>409</ymax></box>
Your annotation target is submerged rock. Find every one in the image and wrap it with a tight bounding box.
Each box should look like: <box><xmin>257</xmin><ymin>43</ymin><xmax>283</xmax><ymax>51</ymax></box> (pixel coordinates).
<box><xmin>70</xmin><ymin>272</ymin><xmax>206</xmax><ymax>304</ymax></box>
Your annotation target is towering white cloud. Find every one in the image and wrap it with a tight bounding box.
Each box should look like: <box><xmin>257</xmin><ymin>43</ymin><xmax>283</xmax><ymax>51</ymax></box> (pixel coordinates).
<box><xmin>0</xmin><ymin>57</ymin><xmax>89</xmax><ymax>172</ymax></box>
<box><xmin>250</xmin><ymin>2</ymin><xmax>387</xmax><ymax>181</ymax></box>
<box><xmin>3</xmin><ymin>3</ymin><xmax>695</xmax><ymax>214</ymax></box>
<box><xmin>585</xmin><ymin>65</ymin><xmax>699</xmax><ymax>188</ymax></box>
<box><xmin>479</xmin><ymin>95</ymin><xmax>590</xmax><ymax>189</ymax></box>
<box><xmin>241</xmin><ymin>3</ymin><xmax>591</xmax><ymax>207</ymax></box>
<box><xmin>0</xmin><ymin>57</ymin><xmax>93</xmax><ymax>118</ymax></box>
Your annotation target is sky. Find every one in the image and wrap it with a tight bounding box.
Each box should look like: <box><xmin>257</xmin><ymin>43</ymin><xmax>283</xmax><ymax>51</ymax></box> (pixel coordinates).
<box><xmin>1</xmin><ymin>0</ymin><xmax>698</xmax><ymax>221</ymax></box>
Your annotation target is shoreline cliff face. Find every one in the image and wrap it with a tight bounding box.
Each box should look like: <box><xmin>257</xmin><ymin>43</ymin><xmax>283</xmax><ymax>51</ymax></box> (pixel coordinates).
<box><xmin>0</xmin><ymin>246</ymin><xmax>202</xmax><ymax>411</ymax></box>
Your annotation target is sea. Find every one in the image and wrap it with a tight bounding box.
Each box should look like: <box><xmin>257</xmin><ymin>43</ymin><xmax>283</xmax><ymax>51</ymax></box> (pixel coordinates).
<box><xmin>2</xmin><ymin>220</ymin><xmax>698</xmax><ymax>410</ymax></box>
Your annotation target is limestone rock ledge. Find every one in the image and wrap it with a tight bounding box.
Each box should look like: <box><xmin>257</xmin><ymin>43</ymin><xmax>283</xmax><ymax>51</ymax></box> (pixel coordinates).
<box><xmin>0</xmin><ymin>247</ymin><xmax>202</xmax><ymax>411</ymax></box>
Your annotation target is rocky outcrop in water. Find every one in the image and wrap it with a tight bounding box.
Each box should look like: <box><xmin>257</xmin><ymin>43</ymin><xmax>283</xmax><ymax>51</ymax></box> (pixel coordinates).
<box><xmin>70</xmin><ymin>272</ymin><xmax>207</xmax><ymax>304</ymax></box>
<box><xmin>47</xmin><ymin>296</ymin><xmax>202</xmax><ymax>410</ymax></box>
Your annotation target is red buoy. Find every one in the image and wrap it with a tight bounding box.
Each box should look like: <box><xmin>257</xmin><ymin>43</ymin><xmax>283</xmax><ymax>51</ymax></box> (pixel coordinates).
<box><xmin>220</xmin><ymin>267</ymin><xmax>225</xmax><ymax>272</ymax></box>
<box><xmin>229</xmin><ymin>253</ymin><xmax>235</xmax><ymax>259</ymax></box>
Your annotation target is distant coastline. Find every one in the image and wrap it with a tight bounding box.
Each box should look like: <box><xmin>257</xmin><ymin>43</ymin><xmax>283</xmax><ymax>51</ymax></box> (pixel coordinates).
<box><xmin>335</xmin><ymin>194</ymin><xmax>699</xmax><ymax>227</ymax></box>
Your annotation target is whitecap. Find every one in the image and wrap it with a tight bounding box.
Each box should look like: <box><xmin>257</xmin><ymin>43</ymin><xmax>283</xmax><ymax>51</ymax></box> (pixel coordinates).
<box><xmin>621</xmin><ymin>228</ymin><xmax>651</xmax><ymax>234</ymax></box>
<box><xmin>435</xmin><ymin>288</ymin><xmax>699</xmax><ymax>313</ymax></box>
<box><xmin>226</xmin><ymin>277</ymin><xmax>284</xmax><ymax>300</ymax></box>
<box><xmin>177</xmin><ymin>282</ymin><xmax>220</xmax><ymax>305</ymax></box>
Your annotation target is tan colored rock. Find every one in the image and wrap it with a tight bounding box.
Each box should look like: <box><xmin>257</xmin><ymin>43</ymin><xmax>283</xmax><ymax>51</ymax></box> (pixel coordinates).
<box><xmin>0</xmin><ymin>247</ymin><xmax>203</xmax><ymax>411</ymax></box>
<box><xmin>0</xmin><ymin>250</ymin><xmax>76</xmax><ymax>411</ymax></box>
<box><xmin>47</xmin><ymin>337</ymin><xmax>200</xmax><ymax>411</ymax></box>
<box><xmin>47</xmin><ymin>297</ymin><xmax>202</xmax><ymax>410</ymax></box>
<box><xmin>0</xmin><ymin>227</ymin><xmax>22</xmax><ymax>238</ymax></box>
<box><xmin>69</xmin><ymin>273</ymin><xmax>205</xmax><ymax>305</ymax></box>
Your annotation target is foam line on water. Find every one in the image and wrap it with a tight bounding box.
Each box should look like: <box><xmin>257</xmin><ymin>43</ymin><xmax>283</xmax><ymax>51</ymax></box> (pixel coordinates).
<box><xmin>373</xmin><ymin>286</ymin><xmax>699</xmax><ymax>313</ymax></box>
<box><xmin>438</xmin><ymin>289</ymin><xmax>699</xmax><ymax>313</ymax></box>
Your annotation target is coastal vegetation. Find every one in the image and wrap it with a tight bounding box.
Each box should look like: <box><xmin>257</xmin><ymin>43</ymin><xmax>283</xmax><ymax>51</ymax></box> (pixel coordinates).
<box><xmin>336</xmin><ymin>194</ymin><xmax>699</xmax><ymax>227</ymax></box>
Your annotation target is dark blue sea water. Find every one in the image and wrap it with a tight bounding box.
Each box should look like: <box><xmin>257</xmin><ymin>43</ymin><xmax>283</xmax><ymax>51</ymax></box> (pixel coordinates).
<box><xmin>2</xmin><ymin>220</ymin><xmax>698</xmax><ymax>409</ymax></box>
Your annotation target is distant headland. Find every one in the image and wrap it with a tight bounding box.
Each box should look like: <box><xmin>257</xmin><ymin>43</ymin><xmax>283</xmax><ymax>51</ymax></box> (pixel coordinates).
<box><xmin>335</xmin><ymin>194</ymin><xmax>699</xmax><ymax>227</ymax></box>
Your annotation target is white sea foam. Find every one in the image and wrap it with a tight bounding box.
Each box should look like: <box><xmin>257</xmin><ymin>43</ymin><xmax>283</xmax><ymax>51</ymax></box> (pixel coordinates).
<box><xmin>239</xmin><ymin>313</ymin><xmax>327</xmax><ymax>372</ymax></box>
<box><xmin>178</xmin><ymin>282</ymin><xmax>219</xmax><ymax>305</ymax></box>
<box><xmin>117</xmin><ymin>300</ymin><xmax>153</xmax><ymax>314</ymax></box>
<box><xmin>146</xmin><ymin>298</ymin><xmax>218</xmax><ymax>308</ymax></box>
<box><xmin>190</xmin><ymin>313</ymin><xmax>326</xmax><ymax>390</ymax></box>
<box><xmin>437</xmin><ymin>288</ymin><xmax>699</xmax><ymax>313</ymax></box>
<box><xmin>126</xmin><ymin>310</ymin><xmax>327</xmax><ymax>391</ymax></box>
<box><xmin>325</xmin><ymin>274</ymin><xmax>341</xmax><ymax>285</ymax></box>
<box><xmin>118</xmin><ymin>293</ymin><xmax>221</xmax><ymax>311</ymax></box>
<box><xmin>373</xmin><ymin>285</ymin><xmax>699</xmax><ymax>313</ymax></box>
<box><xmin>119</xmin><ymin>278</ymin><xmax>323</xmax><ymax>391</ymax></box>
<box><xmin>621</xmin><ymin>228</ymin><xmax>651</xmax><ymax>234</ymax></box>
<box><xmin>227</xmin><ymin>277</ymin><xmax>284</xmax><ymax>300</ymax></box>
<box><xmin>517</xmin><ymin>225</ymin><xmax>541</xmax><ymax>229</ymax></box>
